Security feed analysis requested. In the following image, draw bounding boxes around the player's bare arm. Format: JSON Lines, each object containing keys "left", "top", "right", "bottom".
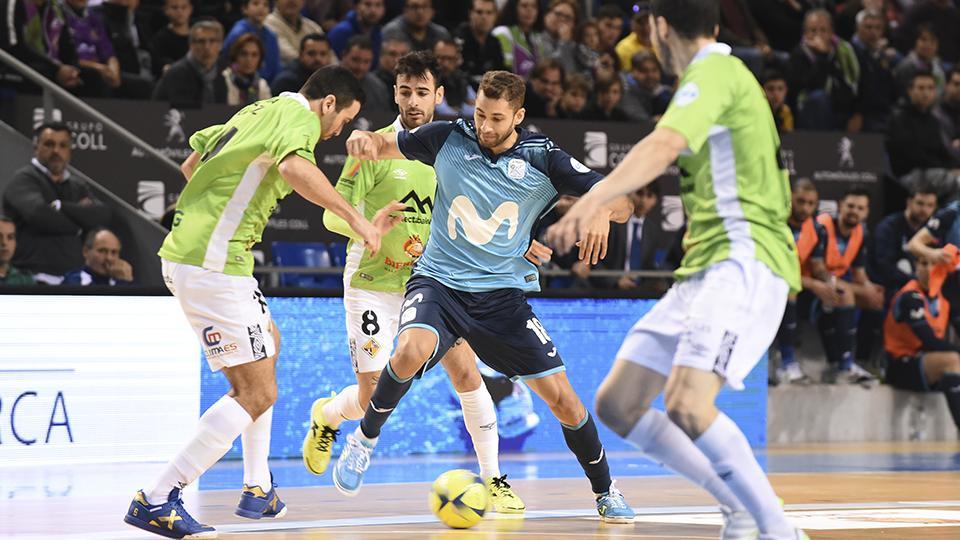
{"left": 547, "top": 127, "right": 687, "bottom": 254}
{"left": 180, "top": 151, "right": 202, "bottom": 182}
{"left": 907, "top": 227, "right": 953, "bottom": 265}
{"left": 346, "top": 130, "right": 406, "bottom": 161}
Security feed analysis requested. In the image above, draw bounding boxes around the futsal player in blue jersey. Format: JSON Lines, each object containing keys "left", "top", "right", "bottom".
{"left": 333, "top": 70, "right": 638, "bottom": 522}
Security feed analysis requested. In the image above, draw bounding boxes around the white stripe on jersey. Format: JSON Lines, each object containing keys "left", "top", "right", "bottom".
{"left": 202, "top": 154, "right": 271, "bottom": 272}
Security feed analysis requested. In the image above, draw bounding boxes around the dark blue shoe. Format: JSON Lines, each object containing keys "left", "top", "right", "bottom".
{"left": 235, "top": 475, "right": 287, "bottom": 520}
{"left": 123, "top": 488, "right": 216, "bottom": 539}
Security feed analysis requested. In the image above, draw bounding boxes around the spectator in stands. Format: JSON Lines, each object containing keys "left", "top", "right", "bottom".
{"left": 746, "top": 0, "right": 807, "bottom": 53}
{"left": 789, "top": 9, "right": 860, "bottom": 130}
{"left": 718, "top": 0, "right": 773, "bottom": 76}
{"left": 303, "top": 0, "right": 353, "bottom": 32}
{"left": 0, "top": 216, "right": 35, "bottom": 286}
{"left": 567, "top": 19, "right": 601, "bottom": 79}
{"left": 850, "top": 8, "right": 901, "bottom": 133}
{"left": 0, "top": 0, "right": 82, "bottom": 91}
{"left": 936, "top": 67, "right": 960, "bottom": 161}
{"left": 595, "top": 4, "right": 624, "bottom": 53}
{"left": 619, "top": 51, "right": 671, "bottom": 122}
{"left": 63, "top": 228, "right": 133, "bottom": 285}
{"left": 382, "top": 0, "right": 450, "bottom": 52}
{"left": 884, "top": 254, "right": 960, "bottom": 433}
{"left": 539, "top": 0, "right": 579, "bottom": 72}
{"left": 1, "top": 123, "right": 111, "bottom": 284}
{"left": 328, "top": 0, "right": 385, "bottom": 63}
{"left": 893, "top": 24, "right": 946, "bottom": 96}
{"left": 886, "top": 71, "right": 960, "bottom": 178}
{"left": 604, "top": 182, "right": 670, "bottom": 294}
{"left": 763, "top": 69, "right": 794, "bottom": 133}
{"left": 816, "top": 186, "right": 884, "bottom": 384}
{"left": 153, "top": 20, "right": 227, "bottom": 105}
{"left": 614, "top": 2, "right": 651, "bottom": 74}
{"left": 265, "top": 0, "right": 324, "bottom": 65}
{"left": 63, "top": 0, "right": 121, "bottom": 96}
{"left": 492, "top": 0, "right": 545, "bottom": 78}
{"left": 523, "top": 58, "right": 563, "bottom": 118}
{"left": 594, "top": 49, "right": 620, "bottom": 82}
{"left": 835, "top": 0, "right": 897, "bottom": 41}
{"left": 776, "top": 178, "right": 834, "bottom": 385}
{"left": 223, "top": 0, "right": 280, "bottom": 82}
{"left": 222, "top": 33, "right": 271, "bottom": 105}
{"left": 149, "top": 0, "right": 192, "bottom": 78}
{"left": 557, "top": 73, "right": 589, "bottom": 119}
{"left": 586, "top": 75, "right": 628, "bottom": 122}
{"left": 895, "top": 0, "right": 960, "bottom": 65}
{"left": 870, "top": 185, "right": 938, "bottom": 298}
{"left": 93, "top": 0, "right": 154, "bottom": 93}
{"left": 434, "top": 39, "right": 475, "bottom": 118}
{"left": 453, "top": 0, "right": 504, "bottom": 88}
{"left": 340, "top": 35, "right": 391, "bottom": 110}
{"left": 271, "top": 33, "right": 334, "bottom": 94}
{"left": 372, "top": 36, "right": 410, "bottom": 92}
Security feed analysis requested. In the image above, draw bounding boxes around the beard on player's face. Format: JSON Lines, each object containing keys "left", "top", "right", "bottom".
{"left": 478, "top": 125, "right": 514, "bottom": 150}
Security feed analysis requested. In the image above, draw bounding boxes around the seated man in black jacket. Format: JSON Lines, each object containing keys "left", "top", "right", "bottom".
{"left": 0, "top": 123, "right": 111, "bottom": 284}
{"left": 886, "top": 70, "right": 960, "bottom": 178}
{"left": 153, "top": 20, "right": 226, "bottom": 105}
{"left": 270, "top": 33, "right": 334, "bottom": 94}
{"left": 869, "top": 184, "right": 938, "bottom": 299}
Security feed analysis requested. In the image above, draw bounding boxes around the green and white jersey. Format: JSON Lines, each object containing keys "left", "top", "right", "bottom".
{"left": 326, "top": 118, "right": 436, "bottom": 293}
{"left": 658, "top": 43, "right": 801, "bottom": 293}
{"left": 159, "top": 93, "right": 321, "bottom": 276}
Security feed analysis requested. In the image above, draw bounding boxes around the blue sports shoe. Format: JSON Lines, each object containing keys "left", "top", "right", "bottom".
{"left": 235, "top": 474, "right": 287, "bottom": 520}
{"left": 332, "top": 431, "right": 375, "bottom": 496}
{"left": 596, "top": 481, "right": 635, "bottom": 524}
{"left": 123, "top": 488, "right": 216, "bottom": 539}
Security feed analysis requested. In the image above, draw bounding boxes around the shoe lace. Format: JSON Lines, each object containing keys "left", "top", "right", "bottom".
{"left": 598, "top": 481, "right": 628, "bottom": 509}
{"left": 490, "top": 474, "right": 512, "bottom": 493}
{"left": 169, "top": 497, "right": 206, "bottom": 528}
{"left": 343, "top": 436, "right": 371, "bottom": 473}
{"left": 314, "top": 423, "right": 340, "bottom": 453}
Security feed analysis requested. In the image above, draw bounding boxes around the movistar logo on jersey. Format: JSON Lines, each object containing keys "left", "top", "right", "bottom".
{"left": 447, "top": 195, "right": 519, "bottom": 246}
{"left": 400, "top": 190, "right": 433, "bottom": 214}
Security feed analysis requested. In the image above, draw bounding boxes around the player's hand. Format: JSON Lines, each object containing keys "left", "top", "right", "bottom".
{"left": 814, "top": 280, "right": 842, "bottom": 307}
{"left": 571, "top": 260, "right": 590, "bottom": 279}
{"left": 930, "top": 248, "right": 954, "bottom": 266}
{"left": 346, "top": 131, "right": 380, "bottom": 160}
{"left": 361, "top": 201, "right": 406, "bottom": 255}
{"left": 107, "top": 258, "right": 134, "bottom": 282}
{"left": 546, "top": 193, "right": 603, "bottom": 256}
{"left": 577, "top": 209, "right": 611, "bottom": 264}
{"left": 524, "top": 240, "right": 553, "bottom": 266}
{"left": 617, "top": 274, "right": 637, "bottom": 290}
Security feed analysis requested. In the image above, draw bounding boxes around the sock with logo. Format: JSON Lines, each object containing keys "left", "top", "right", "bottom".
{"left": 940, "top": 372, "right": 960, "bottom": 430}
{"left": 323, "top": 384, "right": 365, "bottom": 428}
{"left": 778, "top": 300, "right": 798, "bottom": 367}
{"left": 359, "top": 362, "right": 414, "bottom": 439}
{"left": 626, "top": 408, "right": 745, "bottom": 511}
{"left": 561, "top": 412, "right": 611, "bottom": 495}
{"left": 241, "top": 406, "right": 272, "bottom": 489}
{"left": 694, "top": 412, "right": 793, "bottom": 537}
{"left": 146, "top": 395, "right": 252, "bottom": 504}
{"left": 458, "top": 385, "right": 501, "bottom": 480}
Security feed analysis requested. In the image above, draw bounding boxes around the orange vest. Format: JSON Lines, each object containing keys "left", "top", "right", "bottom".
{"left": 817, "top": 214, "right": 863, "bottom": 278}
{"left": 929, "top": 244, "right": 960, "bottom": 298}
{"left": 795, "top": 218, "right": 819, "bottom": 276}
{"left": 883, "top": 280, "right": 950, "bottom": 358}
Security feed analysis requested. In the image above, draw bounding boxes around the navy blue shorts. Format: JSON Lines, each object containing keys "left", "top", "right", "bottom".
{"left": 398, "top": 275, "right": 565, "bottom": 381}
{"left": 884, "top": 353, "right": 929, "bottom": 392}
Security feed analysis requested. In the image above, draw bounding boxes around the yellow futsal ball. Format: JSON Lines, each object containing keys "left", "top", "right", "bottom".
{"left": 428, "top": 469, "right": 489, "bottom": 529}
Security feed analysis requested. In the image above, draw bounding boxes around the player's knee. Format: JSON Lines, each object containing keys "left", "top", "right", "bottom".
{"left": 546, "top": 391, "right": 584, "bottom": 426}
{"left": 447, "top": 363, "right": 481, "bottom": 393}
{"left": 595, "top": 389, "right": 646, "bottom": 437}
{"left": 391, "top": 341, "right": 432, "bottom": 379}
{"left": 664, "top": 390, "right": 710, "bottom": 437}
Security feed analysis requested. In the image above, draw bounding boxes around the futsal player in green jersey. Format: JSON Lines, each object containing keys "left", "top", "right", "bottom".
{"left": 301, "top": 51, "right": 524, "bottom": 513}
{"left": 550, "top": 1, "right": 806, "bottom": 539}
{"left": 124, "top": 66, "right": 402, "bottom": 540}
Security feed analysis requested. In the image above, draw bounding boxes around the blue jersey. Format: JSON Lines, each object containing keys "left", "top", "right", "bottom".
{"left": 397, "top": 119, "right": 602, "bottom": 292}
{"left": 925, "top": 200, "right": 960, "bottom": 248}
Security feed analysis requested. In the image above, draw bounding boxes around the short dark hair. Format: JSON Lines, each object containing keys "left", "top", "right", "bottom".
{"left": 0, "top": 214, "right": 13, "bottom": 225}
{"left": 531, "top": 58, "right": 564, "bottom": 81}
{"left": 909, "top": 182, "right": 938, "bottom": 199}
{"left": 83, "top": 227, "right": 117, "bottom": 250}
{"left": 638, "top": 179, "right": 660, "bottom": 198}
{"left": 597, "top": 4, "right": 624, "bottom": 20}
{"left": 651, "top": 0, "right": 718, "bottom": 40}
{"left": 915, "top": 22, "right": 938, "bottom": 42}
{"left": 564, "top": 73, "right": 590, "bottom": 94}
{"left": 228, "top": 33, "right": 264, "bottom": 66}
{"left": 497, "top": 0, "right": 544, "bottom": 30}
{"left": 478, "top": 70, "right": 526, "bottom": 109}
{"left": 793, "top": 177, "right": 817, "bottom": 193}
{"left": 299, "top": 33, "right": 327, "bottom": 53}
{"left": 33, "top": 121, "right": 71, "bottom": 141}
{"left": 841, "top": 185, "right": 871, "bottom": 201}
{"left": 344, "top": 34, "right": 374, "bottom": 55}
{"left": 630, "top": 50, "right": 660, "bottom": 71}
{"left": 395, "top": 50, "right": 441, "bottom": 88}
{"left": 910, "top": 69, "right": 937, "bottom": 87}
{"left": 300, "top": 65, "right": 367, "bottom": 108}
{"left": 761, "top": 69, "right": 787, "bottom": 86}
{"left": 595, "top": 75, "right": 623, "bottom": 94}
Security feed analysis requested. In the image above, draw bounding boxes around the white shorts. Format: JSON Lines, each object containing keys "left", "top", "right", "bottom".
{"left": 162, "top": 259, "right": 276, "bottom": 371}
{"left": 617, "top": 259, "right": 788, "bottom": 390}
{"left": 343, "top": 286, "right": 403, "bottom": 373}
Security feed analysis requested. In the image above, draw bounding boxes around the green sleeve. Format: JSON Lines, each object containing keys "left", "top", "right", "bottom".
{"left": 188, "top": 124, "right": 225, "bottom": 154}
{"left": 267, "top": 106, "right": 321, "bottom": 167}
{"left": 322, "top": 155, "right": 380, "bottom": 240}
{"left": 492, "top": 26, "right": 515, "bottom": 70}
{"left": 657, "top": 63, "right": 733, "bottom": 154}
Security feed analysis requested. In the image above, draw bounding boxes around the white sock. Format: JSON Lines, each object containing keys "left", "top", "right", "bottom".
{"left": 322, "top": 385, "right": 365, "bottom": 428}
{"left": 241, "top": 406, "right": 273, "bottom": 489}
{"left": 627, "top": 409, "right": 744, "bottom": 511}
{"left": 145, "top": 395, "right": 252, "bottom": 504}
{"left": 694, "top": 412, "right": 793, "bottom": 537}
{"left": 458, "top": 385, "right": 501, "bottom": 480}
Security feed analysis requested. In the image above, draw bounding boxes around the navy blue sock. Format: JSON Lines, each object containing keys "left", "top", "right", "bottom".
{"left": 359, "top": 363, "right": 413, "bottom": 439}
{"left": 778, "top": 300, "right": 798, "bottom": 366}
{"left": 561, "top": 413, "right": 611, "bottom": 495}
{"left": 817, "top": 311, "right": 841, "bottom": 365}
{"left": 939, "top": 372, "right": 960, "bottom": 431}
{"left": 835, "top": 306, "right": 856, "bottom": 370}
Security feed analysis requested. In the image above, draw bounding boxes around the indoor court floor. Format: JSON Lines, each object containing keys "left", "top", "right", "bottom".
{"left": 3, "top": 442, "right": 959, "bottom": 539}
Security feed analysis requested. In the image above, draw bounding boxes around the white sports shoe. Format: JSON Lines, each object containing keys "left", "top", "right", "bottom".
{"left": 720, "top": 505, "right": 757, "bottom": 540}
{"left": 776, "top": 363, "right": 811, "bottom": 385}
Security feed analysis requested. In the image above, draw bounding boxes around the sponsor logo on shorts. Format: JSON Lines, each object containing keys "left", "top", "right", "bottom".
{"left": 524, "top": 273, "right": 537, "bottom": 283}
{"left": 362, "top": 338, "right": 381, "bottom": 358}
{"left": 206, "top": 342, "right": 239, "bottom": 358}
{"left": 400, "top": 307, "right": 417, "bottom": 325}
{"left": 713, "top": 330, "right": 738, "bottom": 377}
{"left": 248, "top": 324, "right": 267, "bottom": 360}
{"left": 202, "top": 326, "right": 222, "bottom": 347}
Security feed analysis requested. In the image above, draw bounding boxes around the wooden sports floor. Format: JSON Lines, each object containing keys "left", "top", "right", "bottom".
{"left": 3, "top": 442, "right": 959, "bottom": 539}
